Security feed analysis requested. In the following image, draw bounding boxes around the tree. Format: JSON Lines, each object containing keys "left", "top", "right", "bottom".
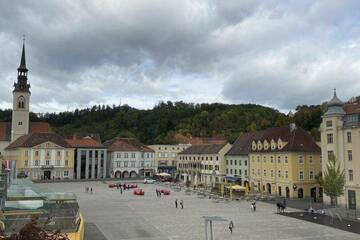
{"left": 320, "top": 157, "right": 345, "bottom": 207}
{"left": 0, "top": 216, "right": 69, "bottom": 240}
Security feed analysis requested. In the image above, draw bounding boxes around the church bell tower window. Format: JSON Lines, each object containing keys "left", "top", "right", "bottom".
{"left": 18, "top": 96, "right": 25, "bottom": 109}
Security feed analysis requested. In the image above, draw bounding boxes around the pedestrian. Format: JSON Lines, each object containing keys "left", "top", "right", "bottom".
{"left": 180, "top": 200, "right": 184, "bottom": 209}
{"left": 175, "top": 199, "right": 178, "bottom": 208}
{"left": 156, "top": 189, "right": 159, "bottom": 197}
{"left": 120, "top": 187, "right": 123, "bottom": 194}
{"left": 253, "top": 201, "right": 256, "bottom": 211}
{"left": 90, "top": 187, "right": 93, "bottom": 194}
{"left": 228, "top": 221, "right": 234, "bottom": 234}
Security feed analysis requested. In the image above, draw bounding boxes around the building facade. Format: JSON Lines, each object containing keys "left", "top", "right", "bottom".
{"left": 5, "top": 133, "right": 75, "bottom": 180}
{"left": 104, "top": 138, "right": 156, "bottom": 178}
{"left": 177, "top": 143, "right": 232, "bottom": 186}
{"left": 249, "top": 124, "right": 322, "bottom": 200}
{"left": 320, "top": 91, "right": 360, "bottom": 209}
{"left": 66, "top": 136, "right": 107, "bottom": 180}
{"left": 148, "top": 144, "right": 190, "bottom": 176}
{"left": 225, "top": 133, "right": 253, "bottom": 187}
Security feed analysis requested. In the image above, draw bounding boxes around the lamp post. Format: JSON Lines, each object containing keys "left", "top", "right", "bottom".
{"left": 203, "top": 216, "right": 227, "bottom": 240}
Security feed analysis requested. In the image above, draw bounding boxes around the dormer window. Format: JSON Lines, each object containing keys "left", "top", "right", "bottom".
{"left": 257, "top": 141, "right": 262, "bottom": 150}
{"left": 271, "top": 139, "right": 276, "bottom": 150}
{"left": 277, "top": 139, "right": 283, "bottom": 149}
{"left": 263, "top": 140, "right": 269, "bottom": 150}
{"left": 18, "top": 96, "right": 25, "bottom": 109}
{"left": 252, "top": 141, "right": 257, "bottom": 151}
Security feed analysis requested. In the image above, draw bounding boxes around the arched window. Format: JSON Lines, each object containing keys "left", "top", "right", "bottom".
{"left": 18, "top": 96, "right": 25, "bottom": 109}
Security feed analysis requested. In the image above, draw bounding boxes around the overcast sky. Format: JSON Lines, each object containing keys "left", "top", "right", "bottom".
{"left": 1, "top": 0, "right": 360, "bottom": 113}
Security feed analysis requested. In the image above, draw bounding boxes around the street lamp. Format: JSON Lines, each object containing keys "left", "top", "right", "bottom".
{"left": 203, "top": 216, "right": 227, "bottom": 240}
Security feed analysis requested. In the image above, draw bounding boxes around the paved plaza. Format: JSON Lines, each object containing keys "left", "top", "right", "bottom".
{"left": 37, "top": 181, "right": 359, "bottom": 240}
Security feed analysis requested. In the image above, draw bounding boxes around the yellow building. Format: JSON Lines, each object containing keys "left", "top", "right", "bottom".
{"left": 320, "top": 91, "right": 360, "bottom": 209}
{"left": 249, "top": 124, "right": 322, "bottom": 200}
{"left": 5, "top": 132, "right": 75, "bottom": 180}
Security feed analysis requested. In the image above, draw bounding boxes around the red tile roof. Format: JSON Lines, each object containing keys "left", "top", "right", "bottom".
{"left": 5, "top": 132, "right": 72, "bottom": 150}
{"left": 344, "top": 102, "right": 360, "bottom": 114}
{"left": 103, "top": 138, "right": 154, "bottom": 152}
{"left": 0, "top": 122, "right": 11, "bottom": 141}
{"left": 66, "top": 138, "right": 104, "bottom": 148}
{"left": 179, "top": 143, "right": 228, "bottom": 155}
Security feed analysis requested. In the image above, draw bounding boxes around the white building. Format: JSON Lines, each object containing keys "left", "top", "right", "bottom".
{"left": 103, "top": 138, "right": 155, "bottom": 178}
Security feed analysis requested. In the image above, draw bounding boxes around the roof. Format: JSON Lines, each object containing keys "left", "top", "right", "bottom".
{"left": 249, "top": 125, "right": 320, "bottom": 153}
{"left": 103, "top": 138, "right": 154, "bottom": 152}
{"left": 327, "top": 90, "right": 344, "bottom": 107}
{"left": 344, "top": 102, "right": 360, "bottom": 114}
{"left": 325, "top": 90, "right": 345, "bottom": 116}
{"left": 225, "top": 132, "right": 254, "bottom": 155}
{"left": 66, "top": 137, "right": 104, "bottom": 148}
{"left": 0, "top": 122, "right": 11, "bottom": 141}
{"left": 30, "top": 122, "right": 51, "bottom": 133}
{"left": 0, "top": 122, "right": 51, "bottom": 142}
{"left": 179, "top": 143, "right": 227, "bottom": 155}
{"left": 18, "top": 42, "right": 27, "bottom": 70}
{"left": 174, "top": 133, "right": 227, "bottom": 145}
{"left": 5, "top": 133, "right": 72, "bottom": 150}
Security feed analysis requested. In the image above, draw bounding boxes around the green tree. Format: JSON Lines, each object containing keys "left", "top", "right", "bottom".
{"left": 320, "top": 157, "right": 345, "bottom": 207}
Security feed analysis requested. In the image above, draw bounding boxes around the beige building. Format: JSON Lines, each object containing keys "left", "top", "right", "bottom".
{"left": 148, "top": 144, "right": 190, "bottom": 176}
{"left": 320, "top": 91, "right": 360, "bottom": 209}
{"left": 177, "top": 143, "right": 232, "bottom": 187}
{"left": 249, "top": 124, "right": 322, "bottom": 200}
{"left": 5, "top": 132, "right": 75, "bottom": 180}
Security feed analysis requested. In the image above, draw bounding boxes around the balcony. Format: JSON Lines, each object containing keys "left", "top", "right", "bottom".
{"left": 41, "top": 165, "right": 54, "bottom": 170}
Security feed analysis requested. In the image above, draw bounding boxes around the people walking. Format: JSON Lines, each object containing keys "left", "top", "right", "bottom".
{"left": 90, "top": 187, "right": 93, "bottom": 194}
{"left": 228, "top": 221, "right": 234, "bottom": 234}
{"left": 175, "top": 199, "right": 178, "bottom": 208}
{"left": 180, "top": 200, "right": 184, "bottom": 209}
{"left": 252, "top": 201, "right": 256, "bottom": 211}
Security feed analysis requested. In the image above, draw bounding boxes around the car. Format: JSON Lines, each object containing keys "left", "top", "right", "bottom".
{"left": 133, "top": 188, "right": 145, "bottom": 196}
{"left": 144, "top": 178, "right": 156, "bottom": 184}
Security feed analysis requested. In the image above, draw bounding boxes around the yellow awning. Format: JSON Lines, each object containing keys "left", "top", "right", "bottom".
{"left": 231, "top": 185, "right": 247, "bottom": 191}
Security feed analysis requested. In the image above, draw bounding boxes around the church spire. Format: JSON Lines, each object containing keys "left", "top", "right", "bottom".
{"left": 18, "top": 37, "right": 27, "bottom": 70}
{"left": 14, "top": 37, "right": 30, "bottom": 93}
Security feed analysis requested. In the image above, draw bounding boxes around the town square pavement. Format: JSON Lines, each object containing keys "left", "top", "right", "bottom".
{"left": 37, "top": 181, "right": 360, "bottom": 240}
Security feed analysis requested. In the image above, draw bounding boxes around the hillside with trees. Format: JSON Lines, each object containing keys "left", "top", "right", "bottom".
{"left": 0, "top": 102, "right": 325, "bottom": 144}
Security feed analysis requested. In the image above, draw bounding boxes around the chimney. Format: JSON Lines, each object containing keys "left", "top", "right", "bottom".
{"left": 289, "top": 123, "right": 296, "bottom": 132}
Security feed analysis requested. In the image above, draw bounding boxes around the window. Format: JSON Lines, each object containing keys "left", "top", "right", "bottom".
{"left": 124, "top": 153, "right": 128, "bottom": 158}
{"left": 131, "top": 153, "right": 136, "bottom": 158}
{"left": 65, "top": 160, "right": 68, "bottom": 166}
{"left": 327, "top": 151, "right": 334, "bottom": 160}
{"left": 348, "top": 150, "right": 353, "bottom": 161}
{"left": 18, "top": 96, "right": 25, "bottom": 109}
{"left": 215, "top": 165, "right": 219, "bottom": 171}
{"left": 244, "top": 169, "right": 247, "bottom": 176}
{"left": 347, "top": 132, "right": 352, "bottom": 143}
{"left": 234, "top": 160, "right": 237, "bottom": 165}
{"left": 326, "top": 120, "right": 332, "bottom": 127}
{"left": 45, "top": 160, "right": 50, "bottom": 166}
{"left": 271, "top": 170, "right": 274, "bottom": 177}
{"left": 46, "top": 151, "right": 50, "bottom": 157}
{"left": 34, "top": 160, "right": 39, "bottom": 166}
{"left": 57, "top": 151, "right": 61, "bottom": 157}
{"left": 263, "top": 169, "right": 266, "bottom": 176}
{"left": 226, "top": 159, "right": 229, "bottom": 165}
{"left": 309, "top": 171, "right": 314, "bottom": 180}
{"left": 309, "top": 155, "right": 313, "bottom": 164}
{"left": 284, "top": 156, "right": 288, "bottom": 164}
{"left": 56, "top": 160, "right": 60, "bottom": 166}
{"left": 263, "top": 156, "right": 266, "bottom": 163}
{"left": 285, "top": 170, "right": 288, "bottom": 179}
{"left": 327, "top": 133, "right": 333, "bottom": 144}
{"left": 117, "top": 153, "right": 121, "bottom": 158}
{"left": 230, "top": 169, "right": 233, "bottom": 174}
{"left": 35, "top": 151, "right": 39, "bottom": 157}
{"left": 349, "top": 170, "right": 354, "bottom": 182}
{"left": 299, "top": 171, "right": 304, "bottom": 180}
{"left": 277, "top": 156, "right": 281, "bottom": 163}
{"left": 24, "top": 160, "right": 28, "bottom": 167}
{"left": 64, "top": 171, "right": 69, "bottom": 177}
{"left": 226, "top": 169, "right": 229, "bottom": 174}
{"left": 278, "top": 170, "right": 281, "bottom": 178}
{"left": 25, "top": 151, "right": 28, "bottom": 157}
{"left": 18, "top": 121, "right": 22, "bottom": 126}
{"left": 298, "top": 155, "right": 304, "bottom": 164}
{"left": 131, "top": 161, "right": 135, "bottom": 167}
{"left": 116, "top": 161, "right": 121, "bottom": 168}
{"left": 257, "top": 156, "right": 260, "bottom": 163}
{"left": 270, "top": 156, "right": 274, "bottom": 163}
{"left": 244, "top": 160, "right": 247, "bottom": 166}
{"left": 124, "top": 161, "right": 128, "bottom": 167}
{"left": 230, "top": 160, "right": 233, "bottom": 165}
{"left": 66, "top": 151, "right": 69, "bottom": 157}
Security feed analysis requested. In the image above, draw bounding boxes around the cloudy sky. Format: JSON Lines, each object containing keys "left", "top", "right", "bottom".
{"left": 1, "top": 0, "right": 360, "bottom": 113}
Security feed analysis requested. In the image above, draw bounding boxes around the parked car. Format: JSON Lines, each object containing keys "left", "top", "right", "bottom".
{"left": 144, "top": 178, "right": 155, "bottom": 184}
{"left": 134, "top": 188, "right": 145, "bottom": 196}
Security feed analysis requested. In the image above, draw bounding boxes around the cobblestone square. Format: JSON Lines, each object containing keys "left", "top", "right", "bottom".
{"left": 37, "top": 181, "right": 359, "bottom": 240}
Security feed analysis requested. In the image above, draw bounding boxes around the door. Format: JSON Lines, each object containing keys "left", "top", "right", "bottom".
{"left": 298, "top": 188, "right": 304, "bottom": 199}
{"left": 44, "top": 171, "right": 51, "bottom": 180}
{"left": 311, "top": 187, "right": 317, "bottom": 202}
{"left": 278, "top": 186, "right": 282, "bottom": 196}
{"left": 348, "top": 190, "right": 356, "bottom": 210}
{"left": 286, "top": 187, "right": 290, "bottom": 198}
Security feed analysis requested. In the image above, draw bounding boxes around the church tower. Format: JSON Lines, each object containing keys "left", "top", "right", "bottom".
{"left": 11, "top": 40, "right": 31, "bottom": 142}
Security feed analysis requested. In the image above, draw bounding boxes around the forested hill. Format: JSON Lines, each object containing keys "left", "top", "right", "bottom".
{"left": 0, "top": 102, "right": 324, "bottom": 144}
